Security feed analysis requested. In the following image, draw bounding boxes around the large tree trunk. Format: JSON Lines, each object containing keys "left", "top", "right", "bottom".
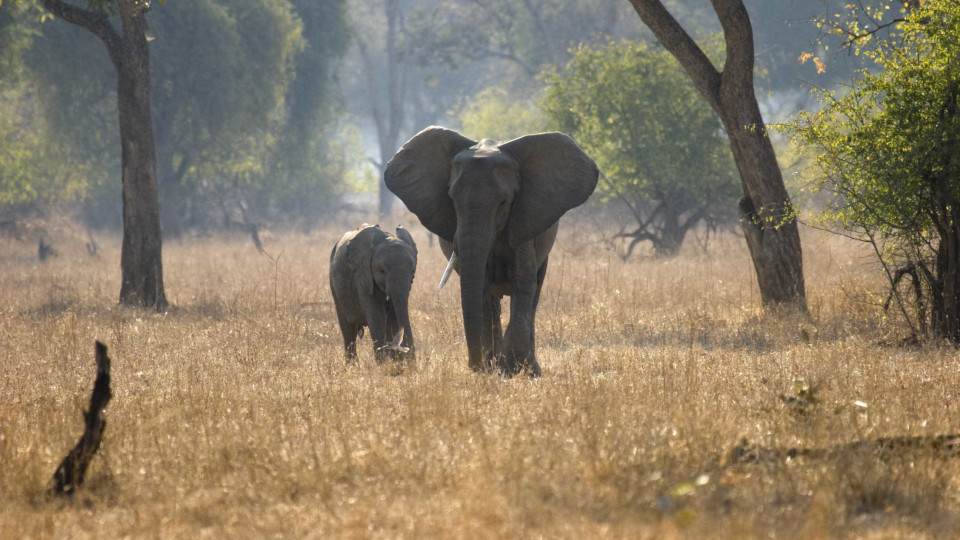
{"left": 723, "top": 102, "right": 805, "bottom": 305}
{"left": 40, "top": 0, "right": 167, "bottom": 311}
{"left": 628, "top": 0, "right": 806, "bottom": 309}
{"left": 116, "top": 1, "right": 166, "bottom": 310}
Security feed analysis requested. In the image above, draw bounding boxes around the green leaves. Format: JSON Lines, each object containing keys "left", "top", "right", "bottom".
{"left": 2, "top": 0, "right": 352, "bottom": 219}
{"left": 542, "top": 40, "right": 739, "bottom": 255}
{"left": 458, "top": 87, "right": 547, "bottom": 142}
{"left": 783, "top": 0, "right": 960, "bottom": 339}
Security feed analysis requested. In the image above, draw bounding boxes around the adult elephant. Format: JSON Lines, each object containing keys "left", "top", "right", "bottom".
{"left": 385, "top": 126, "right": 598, "bottom": 376}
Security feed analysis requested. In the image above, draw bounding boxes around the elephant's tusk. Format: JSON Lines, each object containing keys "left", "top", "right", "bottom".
{"left": 379, "top": 328, "right": 409, "bottom": 353}
{"left": 438, "top": 252, "right": 457, "bottom": 291}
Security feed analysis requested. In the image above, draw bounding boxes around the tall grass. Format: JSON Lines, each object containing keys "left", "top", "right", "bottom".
{"left": 1, "top": 222, "right": 958, "bottom": 538}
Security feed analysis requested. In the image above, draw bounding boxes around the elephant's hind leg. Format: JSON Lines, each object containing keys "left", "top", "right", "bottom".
{"left": 337, "top": 317, "right": 361, "bottom": 363}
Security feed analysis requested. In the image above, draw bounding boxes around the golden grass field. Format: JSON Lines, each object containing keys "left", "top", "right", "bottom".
{"left": 2, "top": 215, "right": 960, "bottom": 539}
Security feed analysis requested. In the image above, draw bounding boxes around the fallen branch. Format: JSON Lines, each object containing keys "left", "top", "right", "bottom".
{"left": 48, "top": 342, "right": 113, "bottom": 498}
{"left": 730, "top": 433, "right": 960, "bottom": 465}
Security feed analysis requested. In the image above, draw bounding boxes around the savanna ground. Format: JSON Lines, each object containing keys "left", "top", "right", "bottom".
{"left": 2, "top": 212, "right": 960, "bottom": 539}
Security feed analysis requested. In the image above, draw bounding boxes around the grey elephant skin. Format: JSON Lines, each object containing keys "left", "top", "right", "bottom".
{"left": 329, "top": 224, "right": 417, "bottom": 362}
{"left": 385, "top": 126, "right": 598, "bottom": 376}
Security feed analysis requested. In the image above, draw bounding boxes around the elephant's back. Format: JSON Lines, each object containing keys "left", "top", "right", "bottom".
{"left": 329, "top": 229, "right": 363, "bottom": 320}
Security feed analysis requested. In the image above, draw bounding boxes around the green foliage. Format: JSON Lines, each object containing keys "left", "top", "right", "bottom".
{"left": 1, "top": 0, "right": 351, "bottom": 228}
{"left": 0, "top": 86, "right": 101, "bottom": 208}
{"left": 147, "top": 0, "right": 305, "bottom": 191}
{"left": 783, "top": 0, "right": 960, "bottom": 340}
{"left": 0, "top": 0, "right": 42, "bottom": 82}
{"left": 542, "top": 40, "right": 739, "bottom": 257}
{"left": 458, "top": 87, "right": 547, "bottom": 141}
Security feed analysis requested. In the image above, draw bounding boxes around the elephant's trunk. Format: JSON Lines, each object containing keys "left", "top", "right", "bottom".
{"left": 391, "top": 290, "right": 415, "bottom": 358}
{"left": 386, "top": 279, "right": 415, "bottom": 359}
{"left": 457, "top": 228, "right": 494, "bottom": 372}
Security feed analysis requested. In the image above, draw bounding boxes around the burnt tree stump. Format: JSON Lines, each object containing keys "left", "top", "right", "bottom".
{"left": 48, "top": 342, "right": 113, "bottom": 498}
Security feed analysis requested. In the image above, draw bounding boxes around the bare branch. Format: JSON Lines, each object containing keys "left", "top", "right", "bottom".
{"left": 48, "top": 342, "right": 113, "bottom": 498}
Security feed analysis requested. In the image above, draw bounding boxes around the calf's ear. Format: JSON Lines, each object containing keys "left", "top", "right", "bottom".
{"left": 395, "top": 225, "right": 418, "bottom": 259}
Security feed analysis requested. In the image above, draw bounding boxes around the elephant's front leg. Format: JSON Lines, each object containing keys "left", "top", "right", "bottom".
{"left": 501, "top": 242, "right": 539, "bottom": 377}
{"left": 481, "top": 294, "right": 503, "bottom": 371}
{"left": 525, "top": 258, "right": 548, "bottom": 377}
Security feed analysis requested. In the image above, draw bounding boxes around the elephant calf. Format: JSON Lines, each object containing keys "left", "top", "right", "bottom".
{"left": 330, "top": 224, "right": 417, "bottom": 363}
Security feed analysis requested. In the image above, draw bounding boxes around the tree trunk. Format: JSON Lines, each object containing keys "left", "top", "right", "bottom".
{"left": 724, "top": 105, "right": 805, "bottom": 306}
{"left": 378, "top": 169, "right": 395, "bottom": 220}
{"left": 39, "top": 0, "right": 167, "bottom": 311}
{"left": 628, "top": 0, "right": 806, "bottom": 309}
{"left": 116, "top": 1, "right": 166, "bottom": 310}
{"left": 356, "top": 0, "right": 406, "bottom": 221}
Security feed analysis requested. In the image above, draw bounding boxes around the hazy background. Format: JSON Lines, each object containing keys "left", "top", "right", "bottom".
{"left": 0, "top": 0, "right": 868, "bottom": 243}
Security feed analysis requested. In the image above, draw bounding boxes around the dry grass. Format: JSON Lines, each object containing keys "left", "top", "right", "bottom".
{"left": 2, "top": 218, "right": 960, "bottom": 539}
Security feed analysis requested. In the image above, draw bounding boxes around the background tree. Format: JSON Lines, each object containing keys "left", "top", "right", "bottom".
{"left": 785, "top": 0, "right": 960, "bottom": 341}
{"left": 543, "top": 41, "right": 739, "bottom": 257}
{"left": 33, "top": 0, "right": 166, "bottom": 310}
{"left": 5, "top": 1, "right": 351, "bottom": 233}
{"left": 147, "top": 0, "right": 304, "bottom": 235}
{"left": 458, "top": 87, "right": 547, "bottom": 141}
{"left": 267, "top": 0, "right": 352, "bottom": 229}
{"left": 347, "top": 0, "right": 410, "bottom": 220}
{"left": 0, "top": 84, "right": 97, "bottom": 209}
{"left": 627, "top": 0, "right": 806, "bottom": 309}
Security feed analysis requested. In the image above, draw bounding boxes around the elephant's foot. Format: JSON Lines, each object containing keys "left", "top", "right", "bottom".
{"left": 373, "top": 346, "right": 391, "bottom": 365}
{"left": 469, "top": 353, "right": 498, "bottom": 374}
{"left": 526, "top": 359, "right": 542, "bottom": 378}
{"left": 497, "top": 358, "right": 541, "bottom": 378}
{"left": 500, "top": 326, "right": 538, "bottom": 377}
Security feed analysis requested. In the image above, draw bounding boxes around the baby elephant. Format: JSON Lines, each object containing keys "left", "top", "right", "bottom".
{"left": 330, "top": 224, "right": 417, "bottom": 362}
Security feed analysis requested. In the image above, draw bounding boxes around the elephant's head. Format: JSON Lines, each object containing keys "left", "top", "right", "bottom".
{"left": 370, "top": 225, "right": 417, "bottom": 302}
{"left": 384, "top": 126, "right": 599, "bottom": 251}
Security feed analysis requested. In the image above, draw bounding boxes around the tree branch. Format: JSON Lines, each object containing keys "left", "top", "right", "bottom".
{"left": 709, "top": 0, "right": 754, "bottom": 87}
{"left": 627, "top": 0, "right": 722, "bottom": 110}
{"left": 39, "top": 0, "right": 122, "bottom": 71}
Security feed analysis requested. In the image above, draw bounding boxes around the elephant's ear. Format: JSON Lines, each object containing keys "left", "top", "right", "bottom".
{"left": 384, "top": 126, "right": 477, "bottom": 242}
{"left": 500, "top": 132, "right": 599, "bottom": 248}
{"left": 395, "top": 225, "right": 418, "bottom": 259}
{"left": 346, "top": 225, "right": 386, "bottom": 296}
